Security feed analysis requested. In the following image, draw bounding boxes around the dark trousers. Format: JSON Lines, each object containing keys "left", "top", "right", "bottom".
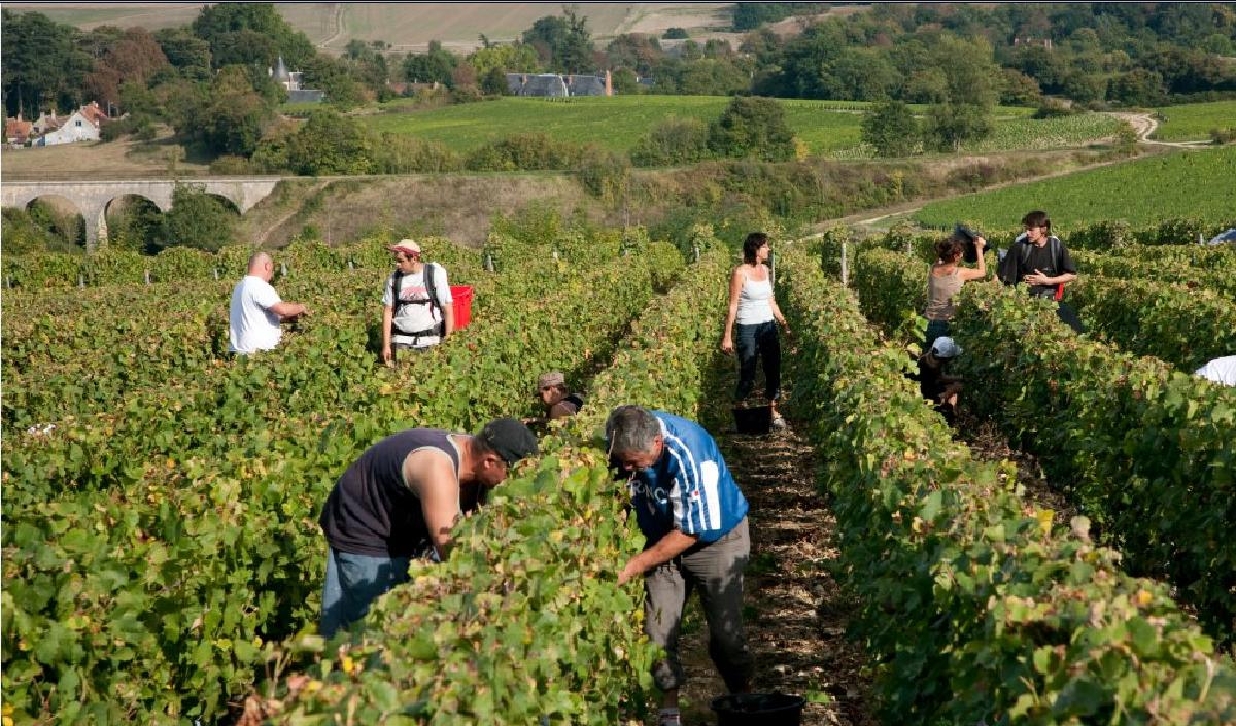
{"left": 734, "top": 321, "right": 781, "bottom": 403}
{"left": 925, "top": 318, "right": 950, "bottom": 350}
{"left": 644, "top": 518, "right": 753, "bottom": 693}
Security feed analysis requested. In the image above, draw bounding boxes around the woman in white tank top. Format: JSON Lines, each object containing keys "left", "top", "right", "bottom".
{"left": 721, "top": 232, "right": 791, "bottom": 428}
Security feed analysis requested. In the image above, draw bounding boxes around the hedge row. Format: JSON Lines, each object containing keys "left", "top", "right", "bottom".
{"left": 245, "top": 227, "right": 733, "bottom": 724}
{"left": 0, "top": 235, "right": 481, "bottom": 290}
{"left": 952, "top": 283, "right": 1236, "bottom": 643}
{"left": 778, "top": 240, "right": 1235, "bottom": 724}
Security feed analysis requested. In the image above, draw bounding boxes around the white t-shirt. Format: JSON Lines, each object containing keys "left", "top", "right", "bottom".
{"left": 229, "top": 275, "right": 283, "bottom": 354}
{"left": 1195, "top": 355, "right": 1236, "bottom": 386}
{"left": 382, "top": 264, "right": 452, "bottom": 348}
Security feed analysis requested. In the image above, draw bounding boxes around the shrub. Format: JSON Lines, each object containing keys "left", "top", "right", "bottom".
{"left": 210, "top": 155, "right": 256, "bottom": 175}
{"left": 576, "top": 144, "right": 631, "bottom": 200}
{"left": 1210, "top": 127, "right": 1236, "bottom": 145}
{"left": 707, "top": 96, "right": 796, "bottom": 162}
{"left": 1032, "top": 99, "right": 1076, "bottom": 119}
{"left": 860, "top": 101, "right": 920, "bottom": 158}
{"left": 464, "top": 133, "right": 583, "bottom": 171}
{"left": 630, "top": 116, "right": 711, "bottom": 167}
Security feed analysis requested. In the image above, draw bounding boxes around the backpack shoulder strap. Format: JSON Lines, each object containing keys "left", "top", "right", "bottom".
{"left": 423, "top": 263, "right": 441, "bottom": 314}
{"left": 390, "top": 269, "right": 404, "bottom": 312}
{"left": 1018, "top": 238, "right": 1033, "bottom": 265}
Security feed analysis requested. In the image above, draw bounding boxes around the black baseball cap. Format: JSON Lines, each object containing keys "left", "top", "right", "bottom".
{"left": 477, "top": 417, "right": 539, "bottom": 466}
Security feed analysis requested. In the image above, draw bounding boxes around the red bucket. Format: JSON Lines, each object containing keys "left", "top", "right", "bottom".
{"left": 450, "top": 285, "right": 473, "bottom": 330}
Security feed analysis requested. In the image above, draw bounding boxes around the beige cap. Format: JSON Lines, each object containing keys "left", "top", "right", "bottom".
{"left": 386, "top": 239, "right": 421, "bottom": 256}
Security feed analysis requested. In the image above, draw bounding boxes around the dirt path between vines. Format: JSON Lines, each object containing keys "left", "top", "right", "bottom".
{"left": 658, "top": 365, "right": 879, "bottom": 726}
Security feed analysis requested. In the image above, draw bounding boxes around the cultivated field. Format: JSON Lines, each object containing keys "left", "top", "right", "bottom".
{"left": 7, "top": 2, "right": 737, "bottom": 54}
{"left": 0, "top": 2, "right": 206, "bottom": 31}
{"left": 1151, "top": 100, "right": 1236, "bottom": 141}
{"left": 360, "top": 96, "right": 1120, "bottom": 158}
{"left": 913, "top": 144, "right": 1236, "bottom": 231}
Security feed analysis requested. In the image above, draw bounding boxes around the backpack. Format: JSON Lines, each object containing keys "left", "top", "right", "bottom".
{"left": 390, "top": 262, "right": 446, "bottom": 337}
{"left": 997, "top": 234, "right": 1066, "bottom": 301}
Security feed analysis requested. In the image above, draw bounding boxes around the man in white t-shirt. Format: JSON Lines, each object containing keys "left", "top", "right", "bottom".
{"left": 381, "top": 239, "right": 454, "bottom": 364}
{"left": 228, "top": 251, "right": 309, "bottom": 354}
{"left": 1195, "top": 355, "right": 1236, "bottom": 387}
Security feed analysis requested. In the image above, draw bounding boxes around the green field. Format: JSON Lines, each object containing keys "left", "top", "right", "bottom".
{"left": 914, "top": 145, "right": 1236, "bottom": 232}
{"left": 360, "top": 96, "right": 858, "bottom": 155}
{"left": 357, "top": 96, "right": 1123, "bottom": 158}
{"left": 1152, "top": 100, "right": 1236, "bottom": 141}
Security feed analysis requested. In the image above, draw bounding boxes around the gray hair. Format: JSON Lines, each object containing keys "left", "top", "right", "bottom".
{"left": 605, "top": 405, "right": 660, "bottom": 455}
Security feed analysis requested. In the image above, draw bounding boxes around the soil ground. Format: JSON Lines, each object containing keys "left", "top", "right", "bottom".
{"left": 639, "top": 352, "right": 880, "bottom": 726}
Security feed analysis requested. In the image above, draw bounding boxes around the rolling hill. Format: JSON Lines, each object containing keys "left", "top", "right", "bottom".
{"left": 3, "top": 2, "right": 740, "bottom": 54}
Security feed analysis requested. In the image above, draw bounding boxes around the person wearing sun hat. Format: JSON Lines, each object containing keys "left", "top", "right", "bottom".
{"left": 535, "top": 371, "right": 584, "bottom": 420}
{"left": 909, "top": 336, "right": 965, "bottom": 425}
{"left": 317, "top": 417, "right": 538, "bottom": 637}
{"left": 381, "top": 238, "right": 454, "bottom": 364}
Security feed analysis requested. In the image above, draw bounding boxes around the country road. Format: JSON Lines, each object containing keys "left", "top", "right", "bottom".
{"left": 317, "top": 3, "right": 346, "bottom": 49}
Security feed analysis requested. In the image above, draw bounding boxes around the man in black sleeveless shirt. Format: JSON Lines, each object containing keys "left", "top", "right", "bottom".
{"left": 318, "top": 417, "right": 538, "bottom": 637}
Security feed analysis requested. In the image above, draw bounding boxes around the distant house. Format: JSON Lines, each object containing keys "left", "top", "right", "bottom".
{"left": 35, "top": 102, "right": 108, "bottom": 146}
{"left": 78, "top": 101, "right": 109, "bottom": 127}
{"left": 1013, "top": 37, "right": 1053, "bottom": 49}
{"left": 565, "top": 72, "right": 612, "bottom": 97}
{"left": 30, "top": 110, "right": 64, "bottom": 136}
{"left": 5, "top": 114, "right": 33, "bottom": 147}
{"left": 505, "top": 71, "right": 613, "bottom": 98}
{"left": 270, "top": 56, "right": 325, "bottom": 103}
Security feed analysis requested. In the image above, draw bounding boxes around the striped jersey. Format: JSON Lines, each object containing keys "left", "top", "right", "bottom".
{"left": 628, "top": 411, "right": 749, "bottom": 544}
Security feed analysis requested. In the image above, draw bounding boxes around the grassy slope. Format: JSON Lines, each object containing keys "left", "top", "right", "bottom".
{"left": 914, "top": 145, "right": 1236, "bottom": 231}
{"left": 358, "top": 97, "right": 1101, "bottom": 157}
{"left": 1151, "top": 100, "right": 1236, "bottom": 141}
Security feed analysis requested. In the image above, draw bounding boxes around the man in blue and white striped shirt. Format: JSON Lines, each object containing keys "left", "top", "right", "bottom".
{"left": 606, "top": 405, "right": 752, "bottom": 726}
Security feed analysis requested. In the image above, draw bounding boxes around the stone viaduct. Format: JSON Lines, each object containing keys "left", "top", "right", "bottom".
{"left": 0, "top": 177, "right": 283, "bottom": 251}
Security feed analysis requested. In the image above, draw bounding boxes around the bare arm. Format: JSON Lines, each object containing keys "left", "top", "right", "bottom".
{"left": 268, "top": 301, "right": 308, "bottom": 320}
{"left": 959, "top": 237, "right": 988, "bottom": 281}
{"left": 768, "top": 292, "right": 789, "bottom": 334}
{"left": 720, "top": 268, "right": 743, "bottom": 353}
{"left": 1025, "top": 270, "right": 1077, "bottom": 286}
{"left": 618, "top": 529, "right": 698, "bottom": 584}
{"left": 381, "top": 305, "right": 394, "bottom": 363}
{"left": 403, "top": 450, "right": 462, "bottom": 560}
{"left": 442, "top": 299, "right": 455, "bottom": 337}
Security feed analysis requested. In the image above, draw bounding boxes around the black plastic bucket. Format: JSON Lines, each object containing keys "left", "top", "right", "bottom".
{"left": 732, "top": 405, "right": 772, "bottom": 435}
{"left": 712, "top": 693, "right": 806, "bottom": 726}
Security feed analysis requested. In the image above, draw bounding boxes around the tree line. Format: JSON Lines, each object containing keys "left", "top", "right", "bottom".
{"left": 6, "top": 3, "right": 1235, "bottom": 145}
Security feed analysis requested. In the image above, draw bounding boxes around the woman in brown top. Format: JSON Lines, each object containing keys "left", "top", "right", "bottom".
{"left": 924, "top": 234, "right": 987, "bottom": 348}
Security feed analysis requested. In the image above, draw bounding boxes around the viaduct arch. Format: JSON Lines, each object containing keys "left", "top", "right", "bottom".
{"left": 0, "top": 177, "right": 283, "bottom": 251}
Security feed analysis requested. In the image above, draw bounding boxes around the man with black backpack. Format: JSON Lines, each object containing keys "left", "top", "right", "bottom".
{"left": 381, "top": 239, "right": 454, "bottom": 364}
{"left": 996, "top": 210, "right": 1085, "bottom": 333}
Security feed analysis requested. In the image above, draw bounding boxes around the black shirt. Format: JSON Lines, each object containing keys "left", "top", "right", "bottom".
{"left": 319, "top": 428, "right": 461, "bottom": 557}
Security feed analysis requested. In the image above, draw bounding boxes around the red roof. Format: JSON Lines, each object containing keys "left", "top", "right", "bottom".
{"left": 79, "top": 101, "right": 109, "bottom": 126}
{"left": 5, "top": 117, "right": 32, "bottom": 139}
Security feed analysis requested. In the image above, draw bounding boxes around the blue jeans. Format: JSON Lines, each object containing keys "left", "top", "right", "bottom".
{"left": 320, "top": 547, "right": 411, "bottom": 638}
{"left": 734, "top": 321, "right": 781, "bottom": 403}
{"left": 925, "top": 318, "right": 950, "bottom": 350}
